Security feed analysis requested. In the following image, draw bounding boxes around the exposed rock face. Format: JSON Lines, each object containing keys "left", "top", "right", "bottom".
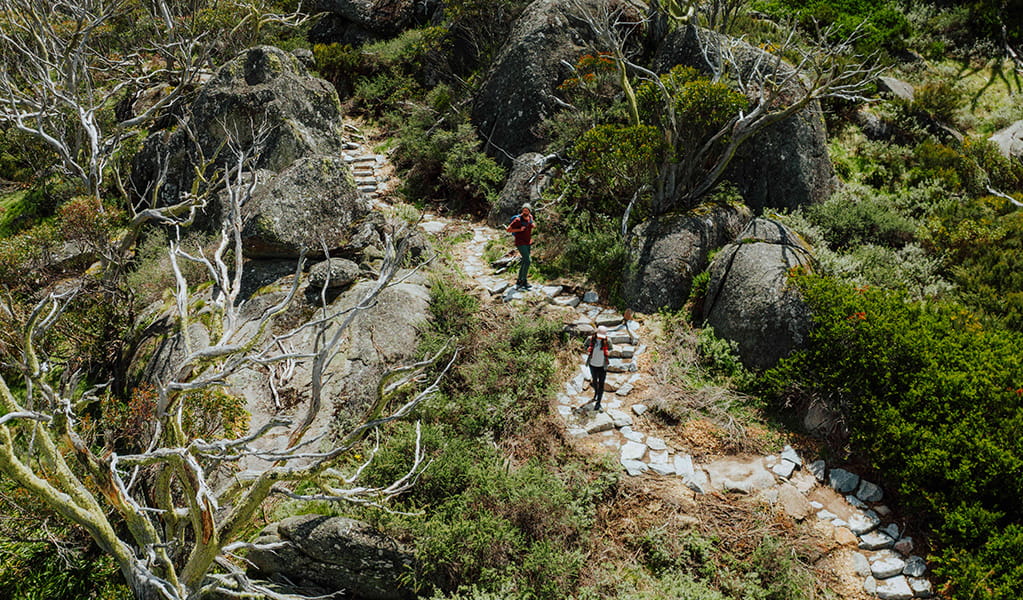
{"left": 876, "top": 76, "right": 915, "bottom": 101}
{"left": 471, "top": 0, "right": 643, "bottom": 162}
{"left": 487, "top": 152, "right": 552, "bottom": 226}
{"left": 241, "top": 156, "right": 381, "bottom": 258}
{"left": 653, "top": 25, "right": 837, "bottom": 212}
{"left": 623, "top": 202, "right": 753, "bottom": 313}
{"left": 130, "top": 46, "right": 346, "bottom": 226}
{"left": 314, "top": 0, "right": 436, "bottom": 36}
{"left": 703, "top": 218, "right": 814, "bottom": 370}
{"left": 131, "top": 275, "right": 431, "bottom": 469}
{"left": 990, "top": 119, "right": 1023, "bottom": 160}
{"left": 248, "top": 514, "right": 414, "bottom": 600}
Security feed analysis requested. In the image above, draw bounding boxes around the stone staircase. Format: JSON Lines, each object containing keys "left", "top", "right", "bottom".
{"left": 342, "top": 120, "right": 935, "bottom": 600}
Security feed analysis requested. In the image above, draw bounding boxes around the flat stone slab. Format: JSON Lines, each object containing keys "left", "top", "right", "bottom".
{"left": 607, "top": 408, "right": 633, "bottom": 428}
{"left": 621, "top": 441, "right": 647, "bottom": 461}
{"left": 859, "top": 530, "right": 894, "bottom": 550}
{"left": 780, "top": 445, "right": 802, "bottom": 466}
{"left": 851, "top": 552, "right": 871, "bottom": 577}
{"left": 674, "top": 454, "right": 695, "bottom": 478}
{"left": 621, "top": 459, "right": 648, "bottom": 476}
{"left": 631, "top": 402, "right": 647, "bottom": 414}
{"left": 908, "top": 577, "right": 933, "bottom": 597}
{"left": 876, "top": 575, "right": 914, "bottom": 600}
{"left": 772, "top": 460, "right": 796, "bottom": 479}
{"left": 649, "top": 461, "right": 675, "bottom": 476}
{"left": 705, "top": 457, "right": 776, "bottom": 494}
{"left": 871, "top": 554, "right": 906, "bottom": 578}
{"left": 683, "top": 469, "right": 710, "bottom": 494}
{"left": 585, "top": 413, "right": 615, "bottom": 434}
{"left": 646, "top": 436, "right": 667, "bottom": 451}
{"left": 552, "top": 295, "right": 580, "bottom": 307}
{"left": 777, "top": 483, "right": 811, "bottom": 520}
{"left": 809, "top": 459, "right": 827, "bottom": 481}
{"left": 848, "top": 510, "right": 881, "bottom": 535}
{"left": 595, "top": 313, "right": 624, "bottom": 327}
{"left": 621, "top": 427, "right": 645, "bottom": 443}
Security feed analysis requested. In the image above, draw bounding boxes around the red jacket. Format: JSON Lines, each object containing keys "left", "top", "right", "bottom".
{"left": 508, "top": 214, "right": 534, "bottom": 246}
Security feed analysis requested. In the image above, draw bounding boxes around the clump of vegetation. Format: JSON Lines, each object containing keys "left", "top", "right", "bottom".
{"left": 760, "top": 275, "right": 1023, "bottom": 600}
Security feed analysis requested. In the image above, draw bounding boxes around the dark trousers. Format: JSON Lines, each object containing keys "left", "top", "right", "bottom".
{"left": 516, "top": 244, "right": 531, "bottom": 285}
{"left": 589, "top": 364, "right": 607, "bottom": 408}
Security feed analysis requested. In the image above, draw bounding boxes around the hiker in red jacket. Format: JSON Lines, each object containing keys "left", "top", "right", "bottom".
{"left": 506, "top": 204, "right": 535, "bottom": 290}
{"left": 585, "top": 325, "right": 613, "bottom": 411}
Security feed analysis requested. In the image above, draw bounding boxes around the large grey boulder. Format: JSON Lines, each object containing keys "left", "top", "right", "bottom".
{"left": 487, "top": 152, "right": 553, "bottom": 226}
{"left": 130, "top": 275, "right": 431, "bottom": 469}
{"left": 653, "top": 26, "right": 837, "bottom": 212}
{"left": 248, "top": 514, "right": 414, "bottom": 599}
{"left": 623, "top": 202, "right": 753, "bottom": 313}
{"left": 241, "top": 155, "right": 381, "bottom": 259}
{"left": 314, "top": 0, "right": 437, "bottom": 36}
{"left": 990, "top": 119, "right": 1023, "bottom": 160}
{"left": 703, "top": 218, "right": 814, "bottom": 370}
{"left": 471, "top": 0, "right": 644, "bottom": 162}
{"left": 130, "top": 46, "right": 346, "bottom": 226}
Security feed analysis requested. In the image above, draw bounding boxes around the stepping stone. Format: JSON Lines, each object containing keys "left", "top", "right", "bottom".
{"left": 864, "top": 576, "right": 877, "bottom": 595}
{"left": 772, "top": 460, "right": 796, "bottom": 479}
{"left": 903, "top": 556, "right": 926, "bottom": 577}
{"left": 817, "top": 509, "right": 838, "bottom": 522}
{"left": 552, "top": 295, "right": 580, "bottom": 307}
{"left": 621, "top": 459, "right": 648, "bottom": 476}
{"left": 777, "top": 483, "right": 811, "bottom": 520}
{"left": 908, "top": 577, "right": 933, "bottom": 597}
{"left": 631, "top": 403, "right": 647, "bottom": 415}
{"left": 616, "top": 383, "right": 634, "bottom": 396}
{"left": 848, "top": 509, "right": 881, "bottom": 535}
{"left": 607, "top": 359, "right": 637, "bottom": 373}
{"left": 856, "top": 478, "right": 884, "bottom": 503}
{"left": 893, "top": 536, "right": 914, "bottom": 555}
{"left": 859, "top": 530, "right": 894, "bottom": 550}
{"left": 851, "top": 552, "right": 871, "bottom": 577}
{"left": 649, "top": 450, "right": 670, "bottom": 465}
{"left": 609, "top": 332, "right": 633, "bottom": 345}
{"left": 870, "top": 552, "right": 906, "bottom": 578}
{"left": 540, "top": 285, "right": 563, "bottom": 297}
{"left": 780, "top": 445, "right": 802, "bottom": 466}
{"left": 620, "top": 427, "right": 644, "bottom": 443}
{"left": 683, "top": 469, "right": 710, "bottom": 494}
{"left": 557, "top": 405, "right": 572, "bottom": 416}
{"left": 621, "top": 441, "right": 647, "bottom": 461}
{"left": 674, "top": 454, "right": 695, "bottom": 478}
{"left": 835, "top": 526, "right": 859, "bottom": 546}
{"left": 607, "top": 408, "right": 633, "bottom": 428}
{"left": 829, "top": 468, "right": 860, "bottom": 493}
{"left": 585, "top": 413, "right": 615, "bottom": 434}
{"left": 635, "top": 344, "right": 647, "bottom": 355}
{"left": 610, "top": 346, "right": 635, "bottom": 358}
{"left": 488, "top": 281, "right": 510, "bottom": 295}
{"left": 809, "top": 459, "right": 827, "bottom": 482}
{"left": 883, "top": 523, "right": 900, "bottom": 539}
{"left": 583, "top": 291, "right": 599, "bottom": 303}
{"left": 846, "top": 494, "right": 868, "bottom": 509}
{"left": 876, "top": 575, "right": 914, "bottom": 600}
{"left": 649, "top": 462, "right": 675, "bottom": 476}
{"left": 595, "top": 313, "right": 623, "bottom": 327}
{"left": 646, "top": 436, "right": 667, "bottom": 451}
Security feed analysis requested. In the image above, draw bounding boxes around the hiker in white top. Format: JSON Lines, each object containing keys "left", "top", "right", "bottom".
{"left": 585, "top": 326, "right": 613, "bottom": 411}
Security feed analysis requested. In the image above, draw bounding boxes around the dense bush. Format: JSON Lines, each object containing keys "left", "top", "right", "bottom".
{"left": 751, "top": 0, "right": 910, "bottom": 54}
{"left": 760, "top": 275, "right": 1023, "bottom": 599}
{"left": 536, "top": 210, "right": 632, "bottom": 306}
{"left": 806, "top": 185, "right": 918, "bottom": 249}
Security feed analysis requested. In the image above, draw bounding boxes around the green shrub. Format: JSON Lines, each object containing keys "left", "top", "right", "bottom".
{"left": 806, "top": 186, "right": 918, "bottom": 249}
{"left": 750, "top": 0, "right": 910, "bottom": 54}
{"left": 538, "top": 211, "right": 631, "bottom": 306}
{"left": 759, "top": 275, "right": 1023, "bottom": 599}
{"left": 570, "top": 124, "right": 665, "bottom": 215}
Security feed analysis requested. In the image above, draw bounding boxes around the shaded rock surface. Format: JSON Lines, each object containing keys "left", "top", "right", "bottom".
{"left": 471, "top": 0, "right": 643, "bottom": 162}
{"left": 131, "top": 46, "right": 346, "bottom": 228}
{"left": 241, "top": 155, "right": 379, "bottom": 258}
{"left": 703, "top": 218, "right": 814, "bottom": 370}
{"left": 653, "top": 25, "right": 837, "bottom": 211}
{"left": 990, "top": 119, "right": 1023, "bottom": 160}
{"left": 248, "top": 514, "right": 414, "bottom": 600}
{"left": 488, "top": 152, "right": 553, "bottom": 226}
{"left": 624, "top": 202, "right": 753, "bottom": 313}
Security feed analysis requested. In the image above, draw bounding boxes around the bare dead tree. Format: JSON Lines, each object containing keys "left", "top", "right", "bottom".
{"left": 0, "top": 127, "right": 451, "bottom": 599}
{"left": 0, "top": 0, "right": 311, "bottom": 203}
{"left": 571, "top": 2, "right": 884, "bottom": 217}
